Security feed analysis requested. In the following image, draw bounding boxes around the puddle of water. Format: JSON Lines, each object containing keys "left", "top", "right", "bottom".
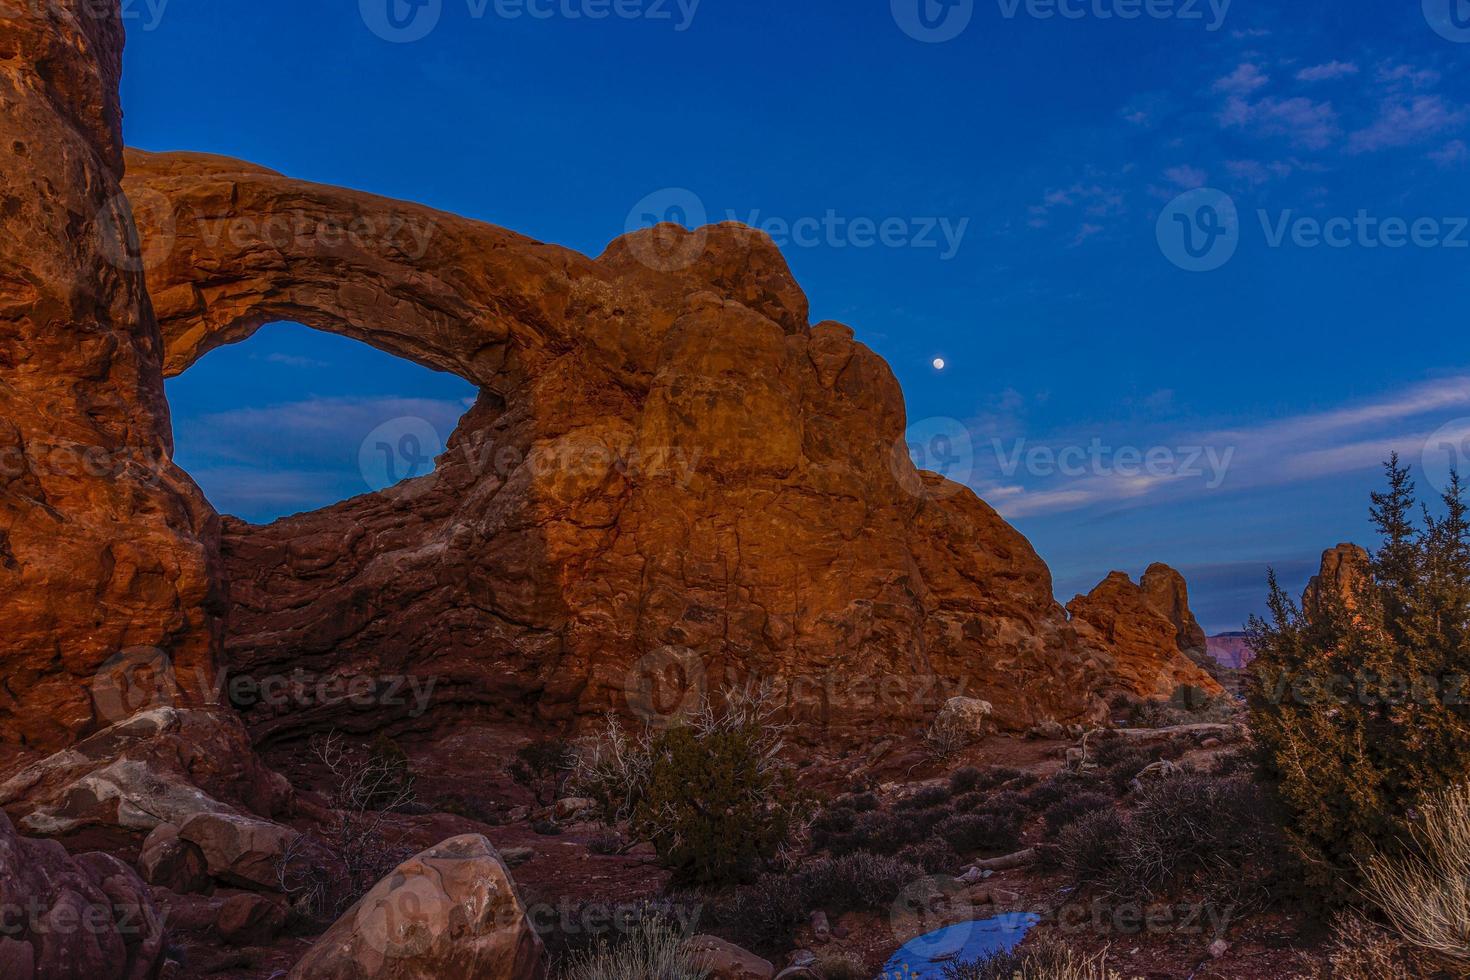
{"left": 876, "top": 912, "right": 1040, "bottom": 979}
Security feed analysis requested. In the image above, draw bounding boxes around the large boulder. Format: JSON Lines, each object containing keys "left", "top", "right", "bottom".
{"left": 287, "top": 834, "right": 546, "bottom": 980}
{"left": 178, "top": 810, "right": 299, "bottom": 891}
{"left": 137, "top": 823, "right": 210, "bottom": 894}
{"left": 0, "top": 810, "right": 166, "bottom": 979}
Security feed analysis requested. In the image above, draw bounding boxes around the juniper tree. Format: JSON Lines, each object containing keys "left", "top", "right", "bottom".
{"left": 1247, "top": 456, "right": 1470, "bottom": 902}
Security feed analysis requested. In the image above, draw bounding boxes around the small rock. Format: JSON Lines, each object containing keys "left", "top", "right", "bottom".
{"left": 688, "top": 935, "right": 775, "bottom": 980}
{"left": 501, "top": 846, "right": 535, "bottom": 868}
{"left": 553, "top": 797, "right": 596, "bottom": 820}
{"left": 1028, "top": 720, "right": 1066, "bottom": 740}
{"left": 215, "top": 892, "right": 287, "bottom": 947}
{"left": 505, "top": 805, "right": 531, "bottom": 823}
{"left": 957, "top": 866, "right": 984, "bottom": 885}
{"left": 810, "top": 910, "right": 830, "bottom": 942}
{"left": 789, "top": 950, "right": 817, "bottom": 969}
{"left": 1201, "top": 737, "right": 1222, "bottom": 748}
{"left": 991, "top": 888, "right": 1020, "bottom": 903}
{"left": 1209, "top": 938, "right": 1230, "bottom": 959}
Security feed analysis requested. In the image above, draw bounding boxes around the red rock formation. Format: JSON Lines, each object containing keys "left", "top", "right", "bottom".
{"left": 120, "top": 151, "right": 1124, "bottom": 739}
{"left": 0, "top": 1, "right": 224, "bottom": 757}
{"left": 1304, "top": 543, "right": 1370, "bottom": 620}
{"left": 1067, "top": 569, "right": 1224, "bottom": 700}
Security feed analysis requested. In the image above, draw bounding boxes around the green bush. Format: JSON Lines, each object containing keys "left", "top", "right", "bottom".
{"left": 636, "top": 723, "right": 799, "bottom": 886}
{"left": 1248, "top": 459, "right": 1470, "bottom": 901}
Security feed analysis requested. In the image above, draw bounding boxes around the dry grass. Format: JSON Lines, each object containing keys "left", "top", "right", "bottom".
{"left": 559, "top": 917, "right": 708, "bottom": 980}
{"left": 939, "top": 937, "right": 1124, "bottom": 980}
{"left": 1359, "top": 781, "right": 1470, "bottom": 965}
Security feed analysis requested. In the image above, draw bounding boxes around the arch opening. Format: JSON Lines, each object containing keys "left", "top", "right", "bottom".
{"left": 166, "top": 321, "right": 479, "bottom": 524}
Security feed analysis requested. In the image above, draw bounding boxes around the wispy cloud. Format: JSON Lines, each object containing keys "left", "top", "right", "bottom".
{"left": 1213, "top": 63, "right": 1270, "bottom": 96}
{"left": 1296, "top": 61, "right": 1359, "bottom": 83}
{"left": 973, "top": 375, "right": 1470, "bottom": 520}
{"left": 1219, "top": 94, "right": 1340, "bottom": 150}
{"left": 1348, "top": 94, "right": 1467, "bottom": 153}
{"left": 1429, "top": 139, "right": 1469, "bottom": 167}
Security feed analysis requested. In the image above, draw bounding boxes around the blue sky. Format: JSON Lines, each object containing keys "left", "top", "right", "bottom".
{"left": 126, "top": 0, "right": 1470, "bottom": 632}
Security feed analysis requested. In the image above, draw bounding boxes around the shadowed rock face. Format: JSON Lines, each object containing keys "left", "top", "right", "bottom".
{"left": 121, "top": 151, "right": 1133, "bottom": 740}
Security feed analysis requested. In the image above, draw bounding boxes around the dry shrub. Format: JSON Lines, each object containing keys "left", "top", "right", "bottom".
{"left": 559, "top": 915, "right": 708, "bottom": 980}
{"left": 1359, "top": 782, "right": 1470, "bottom": 967}
{"left": 1308, "top": 913, "right": 1428, "bottom": 980}
{"left": 942, "top": 937, "right": 1123, "bottom": 980}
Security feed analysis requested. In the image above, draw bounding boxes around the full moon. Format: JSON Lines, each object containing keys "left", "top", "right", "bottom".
{"left": 932, "top": 358, "right": 946, "bottom": 371}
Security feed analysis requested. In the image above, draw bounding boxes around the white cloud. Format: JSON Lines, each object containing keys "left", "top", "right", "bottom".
{"left": 1213, "top": 64, "right": 1270, "bottom": 96}
{"left": 1348, "top": 95, "right": 1467, "bottom": 153}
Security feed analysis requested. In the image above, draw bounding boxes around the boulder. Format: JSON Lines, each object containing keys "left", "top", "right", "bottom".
{"left": 138, "top": 823, "right": 210, "bottom": 894}
{"left": 552, "top": 797, "right": 596, "bottom": 821}
{"left": 689, "top": 936, "right": 775, "bottom": 980}
{"left": 178, "top": 811, "right": 299, "bottom": 891}
{"left": 215, "top": 892, "right": 288, "bottom": 947}
{"left": 0, "top": 809, "right": 166, "bottom": 979}
{"left": 1304, "top": 544, "right": 1370, "bottom": 621}
{"left": 932, "top": 698, "right": 994, "bottom": 742}
{"left": 288, "top": 834, "right": 545, "bottom": 980}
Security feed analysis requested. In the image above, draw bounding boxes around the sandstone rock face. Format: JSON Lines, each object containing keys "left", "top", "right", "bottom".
{"left": 137, "top": 822, "right": 210, "bottom": 894}
{"left": 287, "top": 834, "right": 546, "bottom": 980}
{"left": 1139, "top": 564, "right": 1209, "bottom": 657}
{"left": 122, "top": 151, "right": 1126, "bottom": 740}
{"left": 0, "top": 0, "right": 224, "bottom": 757}
{"left": 0, "top": 809, "right": 166, "bottom": 980}
{"left": 1067, "top": 569, "right": 1224, "bottom": 701}
{"left": 1304, "top": 543, "right": 1370, "bottom": 620}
